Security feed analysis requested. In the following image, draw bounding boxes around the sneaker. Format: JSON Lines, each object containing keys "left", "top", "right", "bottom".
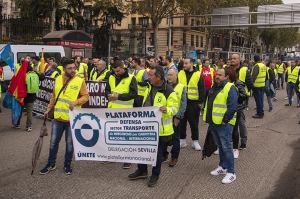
{"left": 284, "top": 97, "right": 288, "bottom": 100}
{"left": 180, "top": 139, "right": 187, "bottom": 148}
{"left": 213, "top": 149, "right": 219, "bottom": 155}
{"left": 269, "top": 107, "right": 273, "bottom": 112}
{"left": 26, "top": 127, "right": 32, "bottom": 132}
{"left": 39, "top": 164, "right": 56, "bottom": 175}
{"left": 122, "top": 163, "right": 131, "bottom": 169}
{"left": 168, "top": 158, "right": 178, "bottom": 167}
{"left": 128, "top": 170, "right": 148, "bottom": 180}
{"left": 233, "top": 149, "right": 239, "bottom": 159}
{"left": 222, "top": 173, "right": 236, "bottom": 184}
{"left": 210, "top": 166, "right": 227, "bottom": 176}
{"left": 12, "top": 125, "right": 21, "bottom": 129}
{"left": 239, "top": 144, "right": 246, "bottom": 150}
{"left": 192, "top": 140, "right": 202, "bottom": 151}
{"left": 64, "top": 165, "right": 72, "bottom": 175}
{"left": 147, "top": 175, "right": 159, "bottom": 187}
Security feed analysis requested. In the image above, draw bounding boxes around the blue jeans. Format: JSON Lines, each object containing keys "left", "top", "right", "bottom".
{"left": 253, "top": 87, "right": 265, "bottom": 116}
{"left": 48, "top": 120, "right": 74, "bottom": 166}
{"left": 138, "top": 136, "right": 170, "bottom": 176}
{"left": 287, "top": 82, "right": 300, "bottom": 105}
{"left": 170, "top": 124, "right": 180, "bottom": 159}
{"left": 210, "top": 123, "right": 235, "bottom": 174}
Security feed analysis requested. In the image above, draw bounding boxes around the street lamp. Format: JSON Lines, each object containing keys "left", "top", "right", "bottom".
{"left": 142, "top": 17, "right": 148, "bottom": 57}
{"left": 106, "top": 14, "right": 113, "bottom": 61}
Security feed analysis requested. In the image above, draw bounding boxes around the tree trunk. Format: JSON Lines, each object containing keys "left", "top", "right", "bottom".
{"left": 154, "top": 24, "right": 159, "bottom": 57}
{"left": 50, "top": 0, "right": 56, "bottom": 32}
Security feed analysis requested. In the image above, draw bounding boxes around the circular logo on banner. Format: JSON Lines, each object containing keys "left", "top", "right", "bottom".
{"left": 72, "top": 113, "right": 101, "bottom": 147}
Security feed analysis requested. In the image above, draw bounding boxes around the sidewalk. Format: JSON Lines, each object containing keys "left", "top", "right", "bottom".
{"left": 0, "top": 89, "right": 299, "bottom": 199}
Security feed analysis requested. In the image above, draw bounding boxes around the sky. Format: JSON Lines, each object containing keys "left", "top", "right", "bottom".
{"left": 283, "top": 0, "right": 300, "bottom": 4}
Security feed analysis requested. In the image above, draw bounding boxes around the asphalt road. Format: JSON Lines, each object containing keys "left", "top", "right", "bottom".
{"left": 0, "top": 88, "right": 299, "bottom": 199}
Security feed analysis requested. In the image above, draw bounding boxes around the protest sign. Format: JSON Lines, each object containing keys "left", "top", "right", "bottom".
{"left": 33, "top": 77, "right": 55, "bottom": 116}
{"left": 70, "top": 107, "right": 161, "bottom": 166}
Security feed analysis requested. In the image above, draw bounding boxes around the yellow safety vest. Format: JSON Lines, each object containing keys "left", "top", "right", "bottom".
{"left": 108, "top": 74, "right": 134, "bottom": 108}
{"left": 287, "top": 66, "right": 300, "bottom": 84}
{"left": 239, "top": 66, "right": 250, "bottom": 96}
{"left": 90, "top": 68, "right": 109, "bottom": 81}
{"left": 173, "top": 83, "right": 185, "bottom": 109}
{"left": 77, "top": 63, "right": 87, "bottom": 79}
{"left": 178, "top": 70, "right": 200, "bottom": 100}
{"left": 223, "top": 64, "right": 227, "bottom": 68}
{"left": 54, "top": 75, "right": 83, "bottom": 121}
{"left": 142, "top": 84, "right": 178, "bottom": 136}
{"left": 203, "top": 82, "right": 237, "bottom": 126}
{"left": 57, "top": 65, "right": 64, "bottom": 75}
{"left": 50, "top": 70, "right": 60, "bottom": 78}
{"left": 107, "top": 64, "right": 111, "bottom": 71}
{"left": 252, "top": 63, "right": 267, "bottom": 88}
{"left": 134, "top": 69, "right": 147, "bottom": 96}
{"left": 277, "top": 64, "right": 284, "bottom": 74}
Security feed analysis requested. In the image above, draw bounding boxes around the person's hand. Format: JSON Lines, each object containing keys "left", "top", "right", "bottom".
{"left": 69, "top": 102, "right": 76, "bottom": 111}
{"left": 44, "top": 110, "right": 49, "bottom": 119}
{"left": 108, "top": 94, "right": 118, "bottom": 101}
{"left": 159, "top": 106, "right": 167, "bottom": 113}
{"left": 174, "top": 117, "right": 180, "bottom": 127}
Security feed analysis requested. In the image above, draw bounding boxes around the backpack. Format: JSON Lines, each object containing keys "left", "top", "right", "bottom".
{"left": 26, "top": 71, "right": 39, "bottom": 94}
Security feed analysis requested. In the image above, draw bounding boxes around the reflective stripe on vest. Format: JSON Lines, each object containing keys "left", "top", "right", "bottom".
{"left": 54, "top": 76, "right": 83, "bottom": 121}
{"left": 178, "top": 70, "right": 200, "bottom": 100}
{"left": 108, "top": 74, "right": 134, "bottom": 108}
{"left": 252, "top": 63, "right": 266, "bottom": 88}
{"left": 287, "top": 66, "right": 300, "bottom": 83}
{"left": 142, "top": 84, "right": 178, "bottom": 136}
{"left": 203, "top": 82, "right": 237, "bottom": 126}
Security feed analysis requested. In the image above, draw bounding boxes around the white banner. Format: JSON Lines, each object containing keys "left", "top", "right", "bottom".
{"left": 70, "top": 107, "right": 162, "bottom": 166}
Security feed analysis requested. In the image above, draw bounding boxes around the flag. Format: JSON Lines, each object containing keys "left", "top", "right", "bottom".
{"left": 8, "top": 61, "right": 28, "bottom": 106}
{"left": 0, "top": 44, "right": 14, "bottom": 71}
{"left": 40, "top": 48, "right": 45, "bottom": 73}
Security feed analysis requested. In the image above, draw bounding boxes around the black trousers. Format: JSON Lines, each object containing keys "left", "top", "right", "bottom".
{"left": 180, "top": 102, "right": 200, "bottom": 140}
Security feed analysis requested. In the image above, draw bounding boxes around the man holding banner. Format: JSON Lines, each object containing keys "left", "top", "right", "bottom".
{"left": 128, "top": 66, "right": 178, "bottom": 187}
{"left": 40, "top": 57, "right": 89, "bottom": 175}
{"left": 105, "top": 60, "right": 138, "bottom": 169}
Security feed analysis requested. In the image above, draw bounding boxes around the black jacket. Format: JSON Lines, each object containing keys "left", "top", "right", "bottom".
{"left": 235, "top": 80, "right": 247, "bottom": 111}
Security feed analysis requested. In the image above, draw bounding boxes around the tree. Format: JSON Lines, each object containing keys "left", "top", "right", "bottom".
{"left": 135, "top": 0, "right": 179, "bottom": 57}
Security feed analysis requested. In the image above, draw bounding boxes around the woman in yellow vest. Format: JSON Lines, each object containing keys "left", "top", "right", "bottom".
{"left": 128, "top": 65, "right": 178, "bottom": 187}
{"left": 40, "top": 57, "right": 89, "bottom": 175}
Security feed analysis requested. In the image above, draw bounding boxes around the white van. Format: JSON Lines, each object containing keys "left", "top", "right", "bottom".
{"left": 1, "top": 45, "right": 65, "bottom": 81}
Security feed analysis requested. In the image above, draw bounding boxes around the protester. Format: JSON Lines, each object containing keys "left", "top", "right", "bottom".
{"left": 178, "top": 58, "right": 205, "bottom": 150}
{"left": 203, "top": 67, "right": 238, "bottom": 184}
{"left": 105, "top": 60, "right": 138, "bottom": 169}
{"left": 128, "top": 65, "right": 178, "bottom": 187}
{"left": 23, "top": 66, "right": 40, "bottom": 132}
{"left": 165, "top": 68, "right": 187, "bottom": 166}
{"left": 285, "top": 60, "right": 300, "bottom": 107}
{"left": 131, "top": 57, "right": 148, "bottom": 107}
{"left": 252, "top": 55, "right": 267, "bottom": 119}
{"left": 266, "top": 63, "right": 276, "bottom": 112}
{"left": 40, "top": 57, "right": 89, "bottom": 175}
{"left": 89, "top": 59, "right": 110, "bottom": 81}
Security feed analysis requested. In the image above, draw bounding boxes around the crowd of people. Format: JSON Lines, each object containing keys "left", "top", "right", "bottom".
{"left": 0, "top": 53, "right": 299, "bottom": 187}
